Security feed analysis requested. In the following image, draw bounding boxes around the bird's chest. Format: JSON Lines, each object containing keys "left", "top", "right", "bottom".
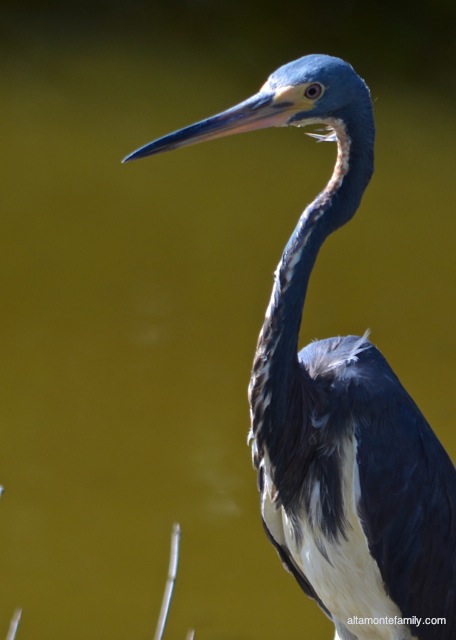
{"left": 259, "top": 439, "right": 411, "bottom": 640}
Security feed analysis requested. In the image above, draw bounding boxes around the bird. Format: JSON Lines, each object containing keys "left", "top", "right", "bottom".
{"left": 123, "top": 54, "right": 456, "bottom": 640}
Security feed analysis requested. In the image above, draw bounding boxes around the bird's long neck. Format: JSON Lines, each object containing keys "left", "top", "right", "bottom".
{"left": 249, "top": 107, "right": 375, "bottom": 463}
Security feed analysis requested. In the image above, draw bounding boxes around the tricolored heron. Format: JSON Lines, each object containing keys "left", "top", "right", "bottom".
{"left": 123, "top": 54, "right": 456, "bottom": 640}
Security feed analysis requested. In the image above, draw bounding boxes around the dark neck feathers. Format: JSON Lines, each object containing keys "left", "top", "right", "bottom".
{"left": 249, "top": 101, "right": 375, "bottom": 462}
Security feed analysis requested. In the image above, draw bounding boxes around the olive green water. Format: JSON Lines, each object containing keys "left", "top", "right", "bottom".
{"left": 0, "top": 44, "right": 455, "bottom": 640}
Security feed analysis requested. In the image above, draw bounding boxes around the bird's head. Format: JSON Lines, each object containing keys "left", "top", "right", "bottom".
{"left": 122, "top": 54, "right": 371, "bottom": 162}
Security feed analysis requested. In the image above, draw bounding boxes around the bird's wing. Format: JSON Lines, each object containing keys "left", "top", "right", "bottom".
{"left": 350, "top": 359, "right": 456, "bottom": 640}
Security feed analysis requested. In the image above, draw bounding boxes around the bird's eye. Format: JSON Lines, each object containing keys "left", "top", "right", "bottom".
{"left": 304, "top": 83, "right": 323, "bottom": 100}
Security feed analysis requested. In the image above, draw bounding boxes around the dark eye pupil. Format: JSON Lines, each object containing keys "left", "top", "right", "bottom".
{"left": 305, "top": 83, "right": 322, "bottom": 99}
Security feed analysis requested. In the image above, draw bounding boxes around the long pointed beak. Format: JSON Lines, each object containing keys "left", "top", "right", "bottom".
{"left": 122, "top": 90, "right": 297, "bottom": 163}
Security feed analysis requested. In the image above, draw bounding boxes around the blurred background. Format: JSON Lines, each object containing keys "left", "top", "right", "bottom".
{"left": 0, "top": 2, "right": 455, "bottom": 639}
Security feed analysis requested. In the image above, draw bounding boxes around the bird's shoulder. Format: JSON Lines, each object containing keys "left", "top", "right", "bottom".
{"left": 296, "top": 333, "right": 438, "bottom": 428}
{"left": 295, "top": 333, "right": 412, "bottom": 440}
{"left": 298, "top": 333, "right": 400, "bottom": 397}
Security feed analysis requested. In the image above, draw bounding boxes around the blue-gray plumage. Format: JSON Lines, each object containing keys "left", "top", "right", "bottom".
{"left": 124, "top": 54, "right": 456, "bottom": 640}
